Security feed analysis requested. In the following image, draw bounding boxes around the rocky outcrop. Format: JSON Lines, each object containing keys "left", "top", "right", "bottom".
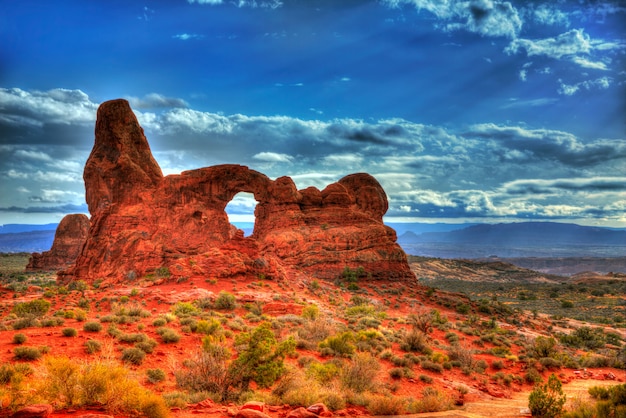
{"left": 27, "top": 214, "right": 89, "bottom": 271}
{"left": 60, "top": 99, "right": 415, "bottom": 285}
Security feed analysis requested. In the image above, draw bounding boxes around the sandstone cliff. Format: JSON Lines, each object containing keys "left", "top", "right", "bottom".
{"left": 61, "top": 99, "right": 415, "bottom": 285}
{"left": 27, "top": 214, "right": 89, "bottom": 271}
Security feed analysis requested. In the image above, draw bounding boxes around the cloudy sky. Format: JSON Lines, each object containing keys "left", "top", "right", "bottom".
{"left": 1, "top": 0, "right": 625, "bottom": 227}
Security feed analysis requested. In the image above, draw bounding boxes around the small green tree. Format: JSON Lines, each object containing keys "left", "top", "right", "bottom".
{"left": 528, "top": 374, "right": 566, "bottom": 418}
{"left": 230, "top": 322, "right": 295, "bottom": 389}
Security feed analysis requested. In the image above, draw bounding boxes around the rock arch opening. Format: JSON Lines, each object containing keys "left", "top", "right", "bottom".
{"left": 225, "top": 192, "right": 257, "bottom": 237}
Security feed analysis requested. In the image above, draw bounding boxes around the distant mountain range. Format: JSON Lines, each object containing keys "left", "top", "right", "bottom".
{"left": 397, "top": 222, "right": 626, "bottom": 259}
{"left": 1, "top": 221, "right": 625, "bottom": 260}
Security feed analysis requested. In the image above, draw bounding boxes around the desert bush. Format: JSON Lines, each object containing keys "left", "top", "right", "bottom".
{"left": 121, "top": 347, "right": 146, "bottom": 365}
{"left": 528, "top": 374, "right": 566, "bottom": 418}
{"left": 13, "top": 346, "right": 42, "bottom": 360}
{"left": 153, "top": 317, "right": 167, "bottom": 327}
{"left": 41, "top": 317, "right": 64, "bottom": 327}
{"left": 135, "top": 337, "right": 158, "bottom": 354}
{"left": 231, "top": 322, "right": 296, "bottom": 390}
{"left": 539, "top": 357, "right": 562, "bottom": 370}
{"left": 366, "top": 394, "right": 407, "bottom": 415}
{"left": 172, "top": 301, "right": 198, "bottom": 317}
{"left": 421, "top": 360, "right": 443, "bottom": 373}
{"left": 195, "top": 318, "right": 222, "bottom": 336}
{"left": 37, "top": 357, "right": 169, "bottom": 417}
{"left": 12, "top": 299, "right": 50, "bottom": 318}
{"left": 306, "top": 361, "right": 341, "bottom": 384}
{"left": 157, "top": 327, "right": 181, "bottom": 343}
{"left": 11, "top": 316, "right": 40, "bottom": 330}
{"left": 407, "top": 310, "right": 434, "bottom": 334}
{"left": 147, "top": 368, "right": 166, "bottom": 384}
{"left": 341, "top": 352, "right": 380, "bottom": 393}
{"left": 62, "top": 327, "right": 78, "bottom": 337}
{"left": 400, "top": 329, "right": 431, "bottom": 354}
{"left": 532, "top": 336, "right": 558, "bottom": 359}
{"left": 301, "top": 304, "right": 320, "bottom": 320}
{"left": 12, "top": 333, "right": 27, "bottom": 344}
{"left": 118, "top": 332, "right": 146, "bottom": 343}
{"left": 297, "top": 317, "right": 336, "bottom": 349}
{"left": 215, "top": 291, "right": 237, "bottom": 310}
{"left": 319, "top": 331, "right": 356, "bottom": 357}
{"left": 175, "top": 339, "right": 232, "bottom": 401}
{"left": 407, "top": 387, "right": 453, "bottom": 413}
{"left": 84, "top": 339, "right": 102, "bottom": 354}
{"left": 83, "top": 321, "right": 102, "bottom": 332}
{"left": 560, "top": 326, "right": 607, "bottom": 350}
{"left": 525, "top": 367, "right": 543, "bottom": 384}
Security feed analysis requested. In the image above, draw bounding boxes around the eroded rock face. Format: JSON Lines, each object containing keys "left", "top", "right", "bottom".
{"left": 61, "top": 99, "right": 415, "bottom": 284}
{"left": 27, "top": 214, "right": 89, "bottom": 272}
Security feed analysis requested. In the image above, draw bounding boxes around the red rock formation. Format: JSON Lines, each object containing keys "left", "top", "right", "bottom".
{"left": 27, "top": 214, "right": 90, "bottom": 271}
{"left": 61, "top": 99, "right": 415, "bottom": 285}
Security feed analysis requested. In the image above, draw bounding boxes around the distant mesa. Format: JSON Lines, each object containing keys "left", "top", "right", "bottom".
{"left": 56, "top": 99, "right": 414, "bottom": 285}
{"left": 27, "top": 214, "right": 89, "bottom": 272}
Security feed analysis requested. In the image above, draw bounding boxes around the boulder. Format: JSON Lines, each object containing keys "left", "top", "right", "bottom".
{"left": 10, "top": 404, "right": 53, "bottom": 418}
{"left": 234, "top": 410, "right": 271, "bottom": 418}
{"left": 27, "top": 214, "right": 89, "bottom": 271}
{"left": 60, "top": 99, "right": 415, "bottom": 286}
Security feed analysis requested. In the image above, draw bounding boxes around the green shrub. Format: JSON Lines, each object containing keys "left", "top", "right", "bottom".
{"left": 172, "top": 301, "right": 198, "bottom": 317}
{"left": 146, "top": 368, "right": 166, "bottom": 384}
{"left": 13, "top": 346, "right": 42, "bottom": 360}
{"left": 12, "top": 316, "right": 40, "bottom": 330}
{"left": 135, "top": 338, "right": 158, "bottom": 354}
{"left": 407, "top": 387, "right": 452, "bottom": 413}
{"left": 528, "top": 374, "right": 566, "bottom": 418}
{"left": 195, "top": 318, "right": 222, "bottom": 336}
{"left": 367, "top": 394, "right": 406, "bottom": 415}
{"left": 215, "top": 291, "right": 237, "bottom": 310}
{"left": 122, "top": 347, "right": 146, "bottom": 365}
{"left": 319, "top": 332, "right": 356, "bottom": 357}
{"left": 12, "top": 333, "right": 27, "bottom": 344}
{"left": 118, "top": 332, "right": 147, "bottom": 343}
{"left": 400, "top": 329, "right": 431, "bottom": 353}
{"left": 421, "top": 360, "right": 443, "bottom": 373}
{"left": 341, "top": 352, "right": 380, "bottom": 393}
{"left": 84, "top": 339, "right": 102, "bottom": 354}
{"left": 231, "top": 322, "right": 296, "bottom": 389}
{"left": 157, "top": 327, "right": 181, "bottom": 343}
{"left": 83, "top": 321, "right": 102, "bottom": 332}
{"left": 62, "top": 327, "right": 78, "bottom": 337}
{"left": 152, "top": 317, "right": 167, "bottom": 327}
{"left": 12, "top": 299, "right": 51, "bottom": 318}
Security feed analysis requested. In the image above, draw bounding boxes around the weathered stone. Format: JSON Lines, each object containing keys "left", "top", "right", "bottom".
{"left": 286, "top": 407, "right": 319, "bottom": 418}
{"left": 234, "top": 409, "right": 271, "bottom": 418}
{"left": 60, "top": 99, "right": 415, "bottom": 286}
{"left": 307, "top": 403, "right": 331, "bottom": 416}
{"left": 27, "top": 214, "right": 89, "bottom": 271}
{"left": 10, "top": 404, "right": 53, "bottom": 418}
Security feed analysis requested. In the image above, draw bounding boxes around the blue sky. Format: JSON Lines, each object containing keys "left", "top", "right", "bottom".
{"left": 0, "top": 0, "right": 625, "bottom": 227}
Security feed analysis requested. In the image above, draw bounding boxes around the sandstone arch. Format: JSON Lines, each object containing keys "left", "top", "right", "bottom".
{"left": 60, "top": 99, "right": 415, "bottom": 285}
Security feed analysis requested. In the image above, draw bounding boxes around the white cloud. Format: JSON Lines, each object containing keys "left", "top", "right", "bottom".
{"left": 172, "top": 33, "right": 203, "bottom": 41}
{"left": 505, "top": 29, "right": 591, "bottom": 59}
{"left": 531, "top": 4, "right": 570, "bottom": 27}
{"left": 253, "top": 152, "right": 293, "bottom": 163}
{"left": 384, "top": 0, "right": 522, "bottom": 38}
{"left": 0, "top": 87, "right": 97, "bottom": 126}
{"left": 322, "top": 154, "right": 364, "bottom": 167}
{"left": 558, "top": 77, "right": 612, "bottom": 96}
{"left": 15, "top": 150, "right": 53, "bottom": 162}
{"left": 505, "top": 29, "right": 624, "bottom": 70}
{"left": 187, "top": 0, "right": 283, "bottom": 8}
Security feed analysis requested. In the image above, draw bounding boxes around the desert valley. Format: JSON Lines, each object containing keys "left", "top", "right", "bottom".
{"left": 0, "top": 100, "right": 624, "bottom": 418}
